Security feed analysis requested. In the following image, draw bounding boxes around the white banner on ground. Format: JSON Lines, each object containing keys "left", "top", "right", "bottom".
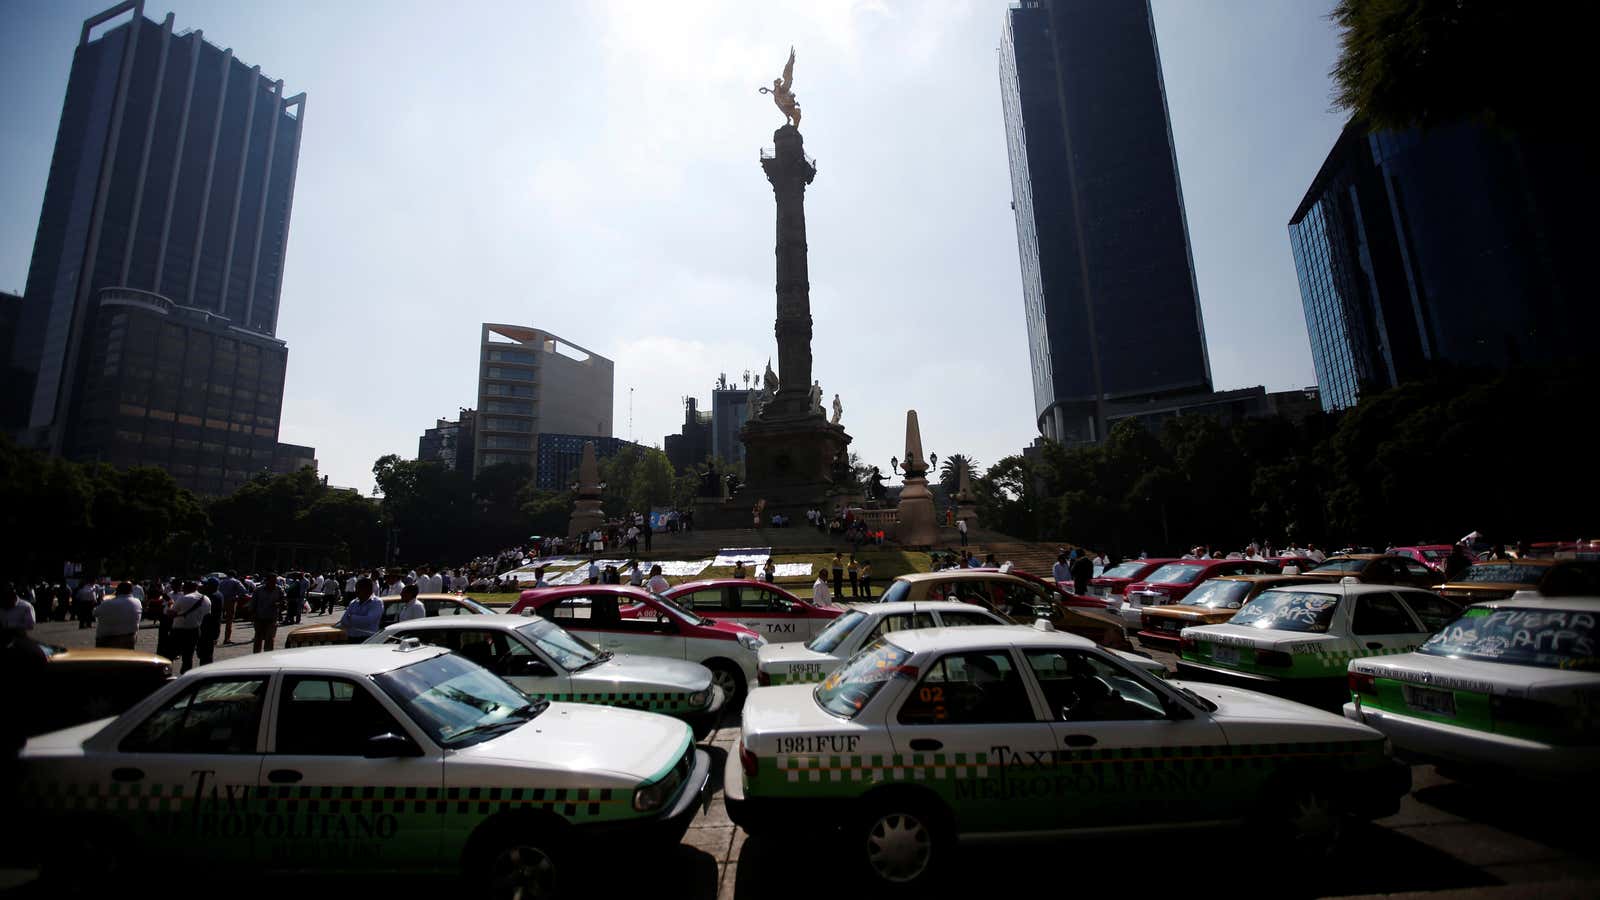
{"left": 713, "top": 548, "right": 772, "bottom": 566}
{"left": 770, "top": 563, "right": 813, "bottom": 577}
{"left": 652, "top": 560, "right": 712, "bottom": 577}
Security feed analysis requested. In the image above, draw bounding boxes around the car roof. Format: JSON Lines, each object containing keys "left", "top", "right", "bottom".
{"left": 1464, "top": 558, "right": 1555, "bottom": 569}
{"left": 898, "top": 571, "right": 1025, "bottom": 584}
{"left": 1213, "top": 574, "right": 1321, "bottom": 584}
{"left": 883, "top": 624, "right": 1096, "bottom": 653}
{"left": 520, "top": 584, "right": 650, "bottom": 600}
{"left": 1324, "top": 554, "right": 1386, "bottom": 561}
{"left": 668, "top": 579, "right": 795, "bottom": 594}
{"left": 1259, "top": 582, "right": 1430, "bottom": 597}
{"left": 375, "top": 593, "right": 481, "bottom": 602}
{"left": 1471, "top": 593, "right": 1600, "bottom": 612}
{"left": 1103, "top": 558, "right": 1178, "bottom": 569}
{"left": 193, "top": 643, "right": 449, "bottom": 676}
{"left": 380, "top": 613, "right": 532, "bottom": 633}
{"left": 843, "top": 600, "right": 1007, "bottom": 615}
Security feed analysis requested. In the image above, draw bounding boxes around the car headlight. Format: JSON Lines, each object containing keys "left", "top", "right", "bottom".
{"left": 737, "top": 633, "right": 764, "bottom": 651}
{"left": 688, "top": 689, "right": 711, "bottom": 708}
{"left": 633, "top": 767, "right": 684, "bottom": 813}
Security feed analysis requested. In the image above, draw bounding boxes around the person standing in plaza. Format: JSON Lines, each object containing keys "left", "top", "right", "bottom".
{"left": 812, "top": 570, "right": 834, "bottom": 608}
{"left": 395, "top": 584, "right": 426, "bottom": 622}
{"left": 643, "top": 517, "right": 653, "bottom": 552}
{"left": 1, "top": 584, "right": 36, "bottom": 637}
{"left": 534, "top": 566, "right": 550, "bottom": 589}
{"left": 197, "top": 577, "right": 222, "bottom": 666}
{"left": 847, "top": 558, "right": 860, "bottom": 598}
{"left": 249, "top": 574, "right": 285, "bottom": 653}
{"left": 858, "top": 560, "right": 873, "bottom": 598}
{"left": 218, "top": 571, "right": 245, "bottom": 644}
{"left": 626, "top": 522, "right": 640, "bottom": 556}
{"left": 587, "top": 558, "right": 601, "bottom": 585}
{"left": 1052, "top": 553, "right": 1072, "bottom": 590}
{"left": 94, "top": 583, "right": 142, "bottom": 649}
{"left": 957, "top": 518, "right": 968, "bottom": 547}
{"left": 646, "top": 565, "right": 671, "bottom": 595}
{"left": 165, "top": 581, "right": 209, "bottom": 673}
{"left": 831, "top": 553, "right": 844, "bottom": 598}
{"left": 72, "top": 576, "right": 98, "bottom": 629}
{"left": 1070, "top": 551, "right": 1094, "bottom": 596}
{"left": 760, "top": 559, "right": 776, "bottom": 583}
{"left": 338, "top": 578, "right": 384, "bottom": 643}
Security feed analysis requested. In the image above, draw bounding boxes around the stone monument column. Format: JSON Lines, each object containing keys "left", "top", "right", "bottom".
{"left": 762, "top": 125, "right": 818, "bottom": 419}
{"left": 895, "top": 410, "right": 938, "bottom": 547}
{"left": 567, "top": 441, "right": 605, "bottom": 538}
{"left": 954, "top": 457, "right": 978, "bottom": 527}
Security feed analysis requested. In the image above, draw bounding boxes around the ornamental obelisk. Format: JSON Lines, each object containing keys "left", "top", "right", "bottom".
{"left": 732, "top": 47, "right": 851, "bottom": 518}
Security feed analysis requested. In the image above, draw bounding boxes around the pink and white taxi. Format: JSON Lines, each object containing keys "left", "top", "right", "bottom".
{"left": 660, "top": 579, "right": 843, "bottom": 642}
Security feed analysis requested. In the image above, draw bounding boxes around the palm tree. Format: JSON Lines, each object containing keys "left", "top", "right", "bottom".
{"left": 938, "top": 454, "right": 979, "bottom": 497}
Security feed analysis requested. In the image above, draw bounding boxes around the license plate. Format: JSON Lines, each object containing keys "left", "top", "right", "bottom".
{"left": 1209, "top": 644, "right": 1240, "bottom": 665}
{"left": 1401, "top": 684, "right": 1456, "bottom": 717}
{"left": 1090, "top": 586, "right": 1108, "bottom": 597}
{"left": 1160, "top": 619, "right": 1181, "bottom": 632}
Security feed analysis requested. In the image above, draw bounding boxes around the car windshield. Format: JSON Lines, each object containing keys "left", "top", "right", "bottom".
{"left": 1420, "top": 549, "right": 1446, "bottom": 561}
{"left": 1101, "top": 562, "right": 1148, "bottom": 580}
{"left": 815, "top": 639, "right": 915, "bottom": 719}
{"left": 1179, "top": 580, "right": 1253, "bottom": 608}
{"left": 517, "top": 619, "right": 602, "bottom": 670}
{"left": 1230, "top": 590, "right": 1340, "bottom": 633}
{"left": 1141, "top": 563, "right": 1207, "bottom": 585}
{"left": 456, "top": 596, "right": 493, "bottom": 614}
{"left": 807, "top": 609, "right": 868, "bottom": 653}
{"left": 374, "top": 652, "right": 544, "bottom": 748}
{"left": 878, "top": 581, "right": 910, "bottom": 604}
{"left": 1453, "top": 563, "right": 1546, "bottom": 585}
{"left": 1419, "top": 606, "right": 1597, "bottom": 671}
{"left": 648, "top": 591, "right": 712, "bottom": 626}
{"left": 1309, "top": 558, "right": 1365, "bottom": 573}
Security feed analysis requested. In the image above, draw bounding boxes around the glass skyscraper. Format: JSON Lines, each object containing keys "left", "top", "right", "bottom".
{"left": 999, "top": 0, "right": 1211, "bottom": 443}
{"left": 8, "top": 2, "right": 306, "bottom": 493}
{"left": 1289, "top": 120, "right": 1590, "bottom": 410}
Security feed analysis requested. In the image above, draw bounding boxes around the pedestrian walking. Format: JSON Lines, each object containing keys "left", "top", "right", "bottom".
{"left": 165, "top": 581, "right": 209, "bottom": 673}
{"left": 249, "top": 573, "right": 285, "bottom": 653}
{"left": 94, "top": 583, "right": 142, "bottom": 649}
{"left": 957, "top": 518, "right": 968, "bottom": 547}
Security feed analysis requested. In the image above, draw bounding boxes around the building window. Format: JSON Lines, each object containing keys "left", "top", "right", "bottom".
{"left": 483, "top": 435, "right": 533, "bottom": 450}
{"left": 485, "top": 366, "right": 536, "bottom": 382}
{"left": 485, "top": 349, "right": 538, "bottom": 364}
{"left": 482, "top": 417, "right": 533, "bottom": 433}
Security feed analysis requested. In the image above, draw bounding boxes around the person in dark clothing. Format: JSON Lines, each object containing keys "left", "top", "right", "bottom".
{"left": 1445, "top": 544, "right": 1473, "bottom": 581}
{"left": 643, "top": 520, "right": 653, "bottom": 552}
{"left": 830, "top": 553, "right": 845, "bottom": 599}
{"left": 1070, "top": 552, "right": 1094, "bottom": 596}
{"left": 197, "top": 578, "right": 222, "bottom": 666}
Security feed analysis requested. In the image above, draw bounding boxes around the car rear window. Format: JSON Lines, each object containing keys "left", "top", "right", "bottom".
{"left": 1420, "top": 606, "right": 1597, "bottom": 671}
{"left": 815, "top": 640, "right": 915, "bottom": 719}
{"left": 1230, "top": 590, "right": 1339, "bottom": 633}
{"left": 1100, "top": 562, "right": 1147, "bottom": 579}
{"left": 1309, "top": 558, "right": 1365, "bottom": 573}
{"left": 1455, "top": 563, "right": 1547, "bottom": 585}
{"left": 1141, "top": 563, "right": 1207, "bottom": 585}
{"left": 1179, "top": 580, "right": 1252, "bottom": 608}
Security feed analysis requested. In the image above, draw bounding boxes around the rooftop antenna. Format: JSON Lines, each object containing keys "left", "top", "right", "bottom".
{"left": 628, "top": 387, "right": 634, "bottom": 442}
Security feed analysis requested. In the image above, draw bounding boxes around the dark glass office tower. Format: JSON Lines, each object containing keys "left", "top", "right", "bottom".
{"left": 999, "top": 0, "right": 1211, "bottom": 443}
{"left": 1289, "top": 120, "right": 1591, "bottom": 410}
{"left": 9, "top": 1, "right": 305, "bottom": 493}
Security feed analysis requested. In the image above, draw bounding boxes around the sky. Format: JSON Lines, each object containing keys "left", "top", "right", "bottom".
{"left": 0, "top": 0, "right": 1348, "bottom": 496}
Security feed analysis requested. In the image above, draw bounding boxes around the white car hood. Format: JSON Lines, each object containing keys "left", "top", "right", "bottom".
{"left": 569, "top": 654, "right": 712, "bottom": 694}
{"left": 1175, "top": 680, "right": 1382, "bottom": 743}
{"left": 453, "top": 701, "right": 689, "bottom": 780}
{"left": 758, "top": 641, "right": 834, "bottom": 668}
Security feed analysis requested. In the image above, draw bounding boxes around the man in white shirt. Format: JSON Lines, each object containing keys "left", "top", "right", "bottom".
{"left": 2, "top": 584, "right": 36, "bottom": 634}
{"left": 1051, "top": 553, "right": 1071, "bottom": 588}
{"left": 338, "top": 578, "right": 385, "bottom": 643}
{"left": 646, "top": 565, "right": 671, "bottom": 594}
{"left": 812, "top": 572, "right": 834, "bottom": 608}
{"left": 1306, "top": 544, "right": 1326, "bottom": 564}
{"left": 95, "top": 582, "right": 144, "bottom": 649}
{"left": 395, "top": 585, "right": 427, "bottom": 622}
{"left": 165, "top": 581, "right": 210, "bottom": 672}
{"left": 587, "top": 559, "right": 601, "bottom": 585}
{"left": 533, "top": 567, "right": 550, "bottom": 589}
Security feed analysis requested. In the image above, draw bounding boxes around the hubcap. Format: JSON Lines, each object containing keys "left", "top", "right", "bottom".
{"left": 711, "top": 667, "right": 740, "bottom": 698}
{"left": 1288, "top": 791, "right": 1341, "bottom": 849}
{"left": 866, "top": 811, "right": 932, "bottom": 883}
{"left": 489, "top": 844, "right": 556, "bottom": 900}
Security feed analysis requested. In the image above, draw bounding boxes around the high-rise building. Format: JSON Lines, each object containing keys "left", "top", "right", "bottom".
{"left": 664, "top": 397, "right": 712, "bottom": 473}
{"left": 711, "top": 385, "right": 758, "bottom": 472}
{"left": 999, "top": 0, "right": 1211, "bottom": 443}
{"left": 1289, "top": 120, "right": 1591, "bottom": 410}
{"left": 534, "top": 433, "right": 648, "bottom": 493}
{"left": 7, "top": 2, "right": 307, "bottom": 494}
{"left": 417, "top": 408, "right": 477, "bottom": 478}
{"left": 474, "top": 324, "right": 612, "bottom": 476}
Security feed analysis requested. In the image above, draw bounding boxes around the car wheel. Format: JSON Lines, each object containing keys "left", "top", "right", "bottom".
{"left": 706, "top": 660, "right": 745, "bottom": 705}
{"left": 480, "top": 828, "right": 564, "bottom": 900}
{"left": 854, "top": 795, "right": 949, "bottom": 889}
{"left": 1275, "top": 784, "right": 1344, "bottom": 856}
{"left": 42, "top": 816, "right": 130, "bottom": 890}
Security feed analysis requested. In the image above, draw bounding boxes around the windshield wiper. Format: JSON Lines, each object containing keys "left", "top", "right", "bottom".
{"left": 573, "top": 650, "right": 613, "bottom": 672}
{"left": 444, "top": 717, "right": 526, "bottom": 745}
{"left": 512, "top": 699, "right": 549, "bottom": 718}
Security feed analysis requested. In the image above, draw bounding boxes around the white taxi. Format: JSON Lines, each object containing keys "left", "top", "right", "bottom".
{"left": 13, "top": 642, "right": 710, "bottom": 893}
{"left": 757, "top": 601, "right": 1012, "bottom": 686}
{"left": 1345, "top": 593, "right": 1598, "bottom": 778}
{"left": 374, "top": 615, "right": 727, "bottom": 738}
{"left": 726, "top": 623, "right": 1409, "bottom": 887}
{"left": 1177, "top": 582, "right": 1461, "bottom": 707}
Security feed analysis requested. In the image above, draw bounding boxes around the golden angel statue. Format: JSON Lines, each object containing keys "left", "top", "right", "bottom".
{"left": 759, "top": 46, "right": 802, "bottom": 128}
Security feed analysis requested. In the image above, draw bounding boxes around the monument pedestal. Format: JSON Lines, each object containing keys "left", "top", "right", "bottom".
{"left": 895, "top": 477, "right": 938, "bottom": 547}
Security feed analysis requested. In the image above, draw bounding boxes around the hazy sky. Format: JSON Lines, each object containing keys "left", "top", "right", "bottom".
{"left": 0, "top": 0, "right": 1346, "bottom": 495}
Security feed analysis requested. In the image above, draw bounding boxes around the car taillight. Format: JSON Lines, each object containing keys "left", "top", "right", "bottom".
{"left": 740, "top": 744, "right": 759, "bottom": 777}
{"left": 757, "top": 670, "right": 770, "bottom": 687}
{"left": 1348, "top": 671, "right": 1377, "bottom": 695}
{"left": 1256, "top": 649, "right": 1294, "bottom": 668}
{"left": 1490, "top": 694, "right": 1561, "bottom": 729}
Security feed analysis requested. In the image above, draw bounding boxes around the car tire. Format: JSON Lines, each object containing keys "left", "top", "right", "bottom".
{"left": 1268, "top": 781, "right": 1345, "bottom": 857}
{"left": 706, "top": 659, "right": 746, "bottom": 706}
{"left": 469, "top": 820, "right": 569, "bottom": 900}
{"left": 41, "top": 815, "right": 131, "bottom": 891}
{"left": 851, "top": 793, "right": 951, "bottom": 890}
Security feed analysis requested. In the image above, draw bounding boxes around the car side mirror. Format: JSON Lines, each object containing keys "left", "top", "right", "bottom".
{"left": 1160, "top": 695, "right": 1194, "bottom": 721}
{"left": 364, "top": 732, "right": 422, "bottom": 759}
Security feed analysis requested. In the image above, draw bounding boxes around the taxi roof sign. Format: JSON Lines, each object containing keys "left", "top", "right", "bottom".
{"left": 1032, "top": 618, "right": 1056, "bottom": 632}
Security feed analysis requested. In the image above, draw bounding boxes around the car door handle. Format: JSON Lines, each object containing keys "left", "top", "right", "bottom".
{"left": 1366, "top": 642, "right": 1383, "bottom": 650}
{"left": 909, "top": 739, "right": 943, "bottom": 752}
{"left": 267, "top": 769, "right": 303, "bottom": 784}
{"left": 112, "top": 767, "right": 143, "bottom": 782}
{"left": 1062, "top": 734, "right": 1097, "bottom": 748}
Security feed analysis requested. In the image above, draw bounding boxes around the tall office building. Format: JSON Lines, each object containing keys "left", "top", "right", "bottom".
{"left": 475, "top": 324, "right": 613, "bottom": 476}
{"left": 8, "top": 2, "right": 307, "bottom": 494}
{"left": 664, "top": 396, "right": 712, "bottom": 473}
{"left": 1289, "top": 120, "right": 1591, "bottom": 410}
{"left": 999, "top": 0, "right": 1211, "bottom": 443}
{"left": 417, "top": 408, "right": 477, "bottom": 478}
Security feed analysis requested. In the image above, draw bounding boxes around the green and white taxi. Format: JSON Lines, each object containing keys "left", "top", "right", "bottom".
{"left": 1345, "top": 593, "right": 1598, "bottom": 778}
{"left": 373, "top": 614, "right": 727, "bottom": 738}
{"left": 756, "top": 601, "right": 1012, "bottom": 686}
{"left": 12, "top": 642, "right": 710, "bottom": 893}
{"left": 726, "top": 623, "right": 1408, "bottom": 887}
{"left": 1177, "top": 582, "right": 1461, "bottom": 707}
